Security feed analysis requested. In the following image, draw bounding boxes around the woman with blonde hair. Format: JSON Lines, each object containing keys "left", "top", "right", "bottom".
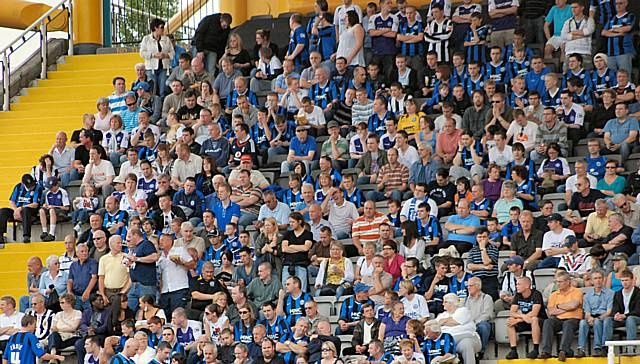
{"left": 254, "top": 216, "right": 282, "bottom": 275}
{"left": 220, "top": 33, "right": 252, "bottom": 76}
{"left": 94, "top": 97, "right": 112, "bottom": 131}
{"left": 319, "top": 341, "right": 343, "bottom": 364}
{"left": 47, "top": 293, "right": 82, "bottom": 356}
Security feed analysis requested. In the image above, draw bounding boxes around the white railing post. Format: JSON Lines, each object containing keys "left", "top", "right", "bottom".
{"left": 2, "top": 53, "right": 9, "bottom": 112}
{"left": 67, "top": 0, "right": 74, "bottom": 56}
{"left": 607, "top": 343, "right": 614, "bottom": 364}
{"left": 40, "top": 21, "right": 48, "bottom": 79}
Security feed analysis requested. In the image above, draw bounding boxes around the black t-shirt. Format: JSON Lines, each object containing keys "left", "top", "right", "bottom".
{"left": 512, "top": 289, "right": 547, "bottom": 319}
{"left": 569, "top": 189, "right": 606, "bottom": 217}
{"left": 189, "top": 276, "right": 229, "bottom": 311}
{"left": 177, "top": 104, "right": 204, "bottom": 122}
{"left": 73, "top": 144, "right": 107, "bottom": 165}
{"left": 427, "top": 181, "right": 457, "bottom": 216}
{"left": 71, "top": 128, "right": 103, "bottom": 146}
{"left": 424, "top": 274, "right": 451, "bottom": 302}
{"left": 607, "top": 225, "right": 635, "bottom": 256}
{"left": 282, "top": 229, "right": 313, "bottom": 266}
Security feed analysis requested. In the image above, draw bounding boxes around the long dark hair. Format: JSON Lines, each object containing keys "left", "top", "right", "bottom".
{"left": 110, "top": 293, "right": 127, "bottom": 329}
{"left": 402, "top": 220, "right": 419, "bottom": 247}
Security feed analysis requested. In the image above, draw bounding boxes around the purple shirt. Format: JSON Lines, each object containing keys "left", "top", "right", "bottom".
{"left": 482, "top": 179, "right": 503, "bottom": 202}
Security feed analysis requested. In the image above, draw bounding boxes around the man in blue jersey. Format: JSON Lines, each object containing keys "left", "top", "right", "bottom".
{"left": 123, "top": 228, "right": 159, "bottom": 312}
{"left": 286, "top": 13, "right": 310, "bottom": 73}
{"left": 336, "top": 282, "right": 374, "bottom": 335}
{"left": 488, "top": 0, "right": 519, "bottom": 48}
{"left": 397, "top": 5, "right": 424, "bottom": 80}
{"left": 149, "top": 341, "right": 173, "bottom": 364}
{"left": 601, "top": 0, "right": 635, "bottom": 73}
{"left": 369, "top": 0, "right": 399, "bottom": 81}
{"left": 110, "top": 338, "right": 138, "bottom": 364}
{"left": 2, "top": 315, "right": 64, "bottom": 364}
{"left": 278, "top": 276, "right": 312, "bottom": 328}
{"left": 276, "top": 317, "right": 310, "bottom": 364}
{"left": 0, "top": 174, "right": 43, "bottom": 245}
{"left": 463, "top": 12, "right": 489, "bottom": 66}
{"left": 423, "top": 320, "right": 457, "bottom": 364}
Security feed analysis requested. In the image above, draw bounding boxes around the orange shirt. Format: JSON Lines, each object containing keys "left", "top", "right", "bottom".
{"left": 548, "top": 286, "right": 583, "bottom": 320}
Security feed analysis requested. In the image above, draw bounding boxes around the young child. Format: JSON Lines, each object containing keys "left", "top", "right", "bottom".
{"left": 486, "top": 217, "right": 502, "bottom": 248}
{"left": 169, "top": 217, "right": 184, "bottom": 239}
{"left": 507, "top": 46, "right": 530, "bottom": 81}
{"left": 501, "top": 206, "right": 522, "bottom": 250}
{"left": 117, "top": 319, "right": 136, "bottom": 353}
{"left": 342, "top": 174, "right": 366, "bottom": 212}
{"left": 111, "top": 176, "right": 126, "bottom": 202}
{"left": 72, "top": 184, "right": 99, "bottom": 235}
{"left": 387, "top": 199, "right": 402, "bottom": 233}
{"left": 423, "top": 82, "right": 451, "bottom": 114}
{"left": 224, "top": 222, "right": 239, "bottom": 250}
{"left": 454, "top": 177, "right": 473, "bottom": 205}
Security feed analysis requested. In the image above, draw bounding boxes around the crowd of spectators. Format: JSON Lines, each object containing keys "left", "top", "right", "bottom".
{"left": 2, "top": 0, "right": 640, "bottom": 363}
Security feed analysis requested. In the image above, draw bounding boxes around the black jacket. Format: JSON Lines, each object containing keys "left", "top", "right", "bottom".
{"left": 192, "top": 14, "right": 231, "bottom": 55}
{"left": 612, "top": 287, "right": 640, "bottom": 317}
{"left": 351, "top": 318, "right": 381, "bottom": 347}
{"left": 151, "top": 205, "right": 187, "bottom": 234}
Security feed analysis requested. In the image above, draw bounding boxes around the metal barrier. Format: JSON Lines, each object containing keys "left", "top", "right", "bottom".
{"left": 605, "top": 340, "right": 640, "bottom": 364}
{"left": 109, "top": 0, "right": 216, "bottom": 46}
{"left": 0, "top": 0, "right": 73, "bottom": 111}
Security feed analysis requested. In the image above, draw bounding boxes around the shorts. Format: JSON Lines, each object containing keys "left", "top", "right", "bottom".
{"left": 546, "top": 36, "right": 563, "bottom": 50}
{"left": 515, "top": 322, "right": 533, "bottom": 332}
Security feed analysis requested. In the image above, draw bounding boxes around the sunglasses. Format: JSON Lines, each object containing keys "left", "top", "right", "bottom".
{"left": 239, "top": 311, "right": 250, "bottom": 314}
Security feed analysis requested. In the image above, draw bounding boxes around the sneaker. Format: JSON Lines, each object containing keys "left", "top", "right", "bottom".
{"left": 526, "top": 350, "right": 540, "bottom": 359}
{"left": 506, "top": 350, "right": 519, "bottom": 360}
{"left": 538, "top": 352, "right": 552, "bottom": 359}
{"left": 575, "top": 349, "right": 586, "bottom": 358}
{"left": 23, "top": 236, "right": 30, "bottom": 243}
{"left": 39, "top": 232, "right": 48, "bottom": 240}
{"left": 594, "top": 348, "right": 603, "bottom": 357}
{"left": 43, "top": 234, "right": 55, "bottom": 242}
{"left": 558, "top": 350, "right": 567, "bottom": 362}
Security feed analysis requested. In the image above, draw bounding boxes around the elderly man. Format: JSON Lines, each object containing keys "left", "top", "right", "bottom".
{"left": 82, "top": 146, "right": 115, "bottom": 197}
{"left": 575, "top": 270, "right": 613, "bottom": 358}
{"left": 67, "top": 243, "right": 98, "bottom": 311}
{"left": 436, "top": 293, "right": 481, "bottom": 364}
{"left": 98, "top": 235, "right": 129, "bottom": 305}
{"left": 465, "top": 277, "right": 494, "bottom": 359}
{"left": 19, "top": 257, "right": 45, "bottom": 312}
{"left": 602, "top": 213, "right": 635, "bottom": 259}
{"left": 510, "top": 211, "right": 543, "bottom": 271}
{"left": 612, "top": 194, "right": 640, "bottom": 229}
{"left": 123, "top": 228, "right": 159, "bottom": 311}
{"left": 25, "top": 293, "right": 54, "bottom": 342}
{"left": 409, "top": 143, "right": 441, "bottom": 192}
{"left": 539, "top": 271, "right": 583, "bottom": 361}
{"left": 200, "top": 123, "right": 230, "bottom": 169}
{"left": 50, "top": 131, "right": 75, "bottom": 187}
{"left": 361, "top": 253, "right": 393, "bottom": 305}
{"left": 506, "top": 276, "right": 546, "bottom": 359}
{"left": 443, "top": 199, "right": 481, "bottom": 254}
{"left": 320, "top": 187, "right": 360, "bottom": 239}
{"left": 423, "top": 320, "right": 457, "bottom": 364}
{"left": 584, "top": 199, "right": 612, "bottom": 246}
{"left": 355, "top": 134, "right": 388, "bottom": 185}
{"left": 171, "top": 142, "right": 203, "bottom": 190}
{"left": 352, "top": 201, "right": 390, "bottom": 256}
{"left": 308, "top": 203, "right": 333, "bottom": 242}
{"left": 257, "top": 190, "right": 291, "bottom": 230}
{"left": 182, "top": 56, "right": 211, "bottom": 90}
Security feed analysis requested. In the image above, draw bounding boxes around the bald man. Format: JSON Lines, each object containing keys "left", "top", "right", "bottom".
{"left": 50, "top": 131, "right": 75, "bottom": 187}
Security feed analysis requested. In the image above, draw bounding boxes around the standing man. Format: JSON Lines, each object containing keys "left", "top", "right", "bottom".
{"left": 123, "top": 228, "right": 159, "bottom": 312}
{"left": 601, "top": 0, "right": 635, "bottom": 72}
{"left": 369, "top": 0, "right": 399, "bottom": 80}
{"left": 158, "top": 234, "right": 195, "bottom": 318}
{"left": 192, "top": 13, "right": 233, "bottom": 76}
{"left": 98, "top": 236, "right": 129, "bottom": 305}
{"left": 576, "top": 270, "right": 613, "bottom": 358}
{"left": 488, "top": 0, "right": 519, "bottom": 48}
{"left": 67, "top": 243, "right": 98, "bottom": 311}
{"left": 424, "top": 4, "right": 453, "bottom": 63}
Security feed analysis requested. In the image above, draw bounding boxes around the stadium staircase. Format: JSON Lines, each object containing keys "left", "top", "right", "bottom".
{"left": 0, "top": 52, "right": 140, "bottom": 302}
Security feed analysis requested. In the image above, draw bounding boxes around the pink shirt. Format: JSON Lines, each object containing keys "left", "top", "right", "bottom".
{"left": 436, "top": 128, "right": 462, "bottom": 156}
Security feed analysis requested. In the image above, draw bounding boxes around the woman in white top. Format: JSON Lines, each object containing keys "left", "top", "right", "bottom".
{"left": 335, "top": 10, "right": 365, "bottom": 67}
{"left": 355, "top": 242, "right": 377, "bottom": 281}
{"left": 94, "top": 97, "right": 112, "bottom": 132}
{"left": 203, "top": 303, "right": 229, "bottom": 344}
{"left": 47, "top": 293, "right": 82, "bottom": 354}
{"left": 120, "top": 173, "right": 148, "bottom": 214}
{"left": 399, "top": 221, "right": 425, "bottom": 261}
{"left": 135, "top": 294, "right": 166, "bottom": 330}
{"left": 436, "top": 293, "right": 481, "bottom": 364}
{"left": 399, "top": 280, "right": 429, "bottom": 321}
{"left": 139, "top": 18, "right": 174, "bottom": 97}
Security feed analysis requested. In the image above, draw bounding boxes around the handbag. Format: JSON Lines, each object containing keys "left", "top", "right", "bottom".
{"left": 45, "top": 287, "right": 61, "bottom": 312}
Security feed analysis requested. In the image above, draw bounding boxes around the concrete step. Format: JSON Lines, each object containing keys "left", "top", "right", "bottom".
{"left": 37, "top": 75, "right": 136, "bottom": 87}
{"left": 48, "top": 68, "right": 137, "bottom": 79}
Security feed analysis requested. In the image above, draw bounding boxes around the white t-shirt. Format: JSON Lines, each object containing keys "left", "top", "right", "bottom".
{"left": 488, "top": 145, "right": 513, "bottom": 168}
{"left": 506, "top": 121, "right": 538, "bottom": 151}
{"left": 402, "top": 294, "right": 430, "bottom": 320}
{"left": 297, "top": 105, "right": 326, "bottom": 127}
{"left": 158, "top": 246, "right": 192, "bottom": 293}
{"left": 396, "top": 145, "right": 419, "bottom": 169}
{"left": 119, "top": 190, "right": 148, "bottom": 213}
{"left": 85, "top": 160, "right": 115, "bottom": 185}
{"left": 328, "top": 200, "right": 360, "bottom": 234}
{"left": 436, "top": 307, "right": 476, "bottom": 337}
{"left": 542, "top": 228, "right": 575, "bottom": 257}
{"left": 0, "top": 311, "right": 24, "bottom": 340}
{"left": 434, "top": 114, "right": 463, "bottom": 133}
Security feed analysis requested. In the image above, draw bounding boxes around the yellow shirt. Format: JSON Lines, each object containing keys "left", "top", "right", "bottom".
{"left": 585, "top": 211, "right": 613, "bottom": 237}
{"left": 398, "top": 112, "right": 425, "bottom": 135}
{"left": 98, "top": 252, "right": 129, "bottom": 289}
{"left": 548, "top": 286, "right": 583, "bottom": 320}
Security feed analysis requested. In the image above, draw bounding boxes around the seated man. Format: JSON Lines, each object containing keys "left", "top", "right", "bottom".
{"left": 320, "top": 187, "right": 359, "bottom": 240}
{"left": 230, "top": 169, "right": 264, "bottom": 228}
{"left": 466, "top": 227, "right": 499, "bottom": 300}
{"left": 172, "top": 177, "right": 205, "bottom": 227}
{"left": 82, "top": 146, "right": 115, "bottom": 197}
{"left": 576, "top": 270, "right": 613, "bottom": 358}
{"left": 0, "top": 296, "right": 24, "bottom": 352}
{"left": 539, "top": 271, "right": 583, "bottom": 361}
{"left": 355, "top": 134, "right": 388, "bottom": 185}
{"left": 537, "top": 213, "right": 575, "bottom": 269}
{"left": 335, "top": 283, "right": 374, "bottom": 335}
{"left": 506, "top": 276, "right": 546, "bottom": 359}
{"left": 603, "top": 269, "right": 640, "bottom": 343}
{"left": 422, "top": 320, "right": 456, "bottom": 364}
{"left": 443, "top": 199, "right": 481, "bottom": 254}
{"left": 0, "top": 174, "right": 43, "bottom": 244}
{"left": 281, "top": 126, "right": 317, "bottom": 174}
{"left": 38, "top": 177, "right": 70, "bottom": 242}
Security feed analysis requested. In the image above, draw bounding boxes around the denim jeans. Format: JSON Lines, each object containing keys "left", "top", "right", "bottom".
{"left": 159, "top": 288, "right": 189, "bottom": 319}
{"left": 608, "top": 53, "right": 634, "bottom": 73}
{"left": 19, "top": 295, "right": 30, "bottom": 313}
{"left": 603, "top": 315, "right": 639, "bottom": 341}
{"left": 537, "top": 256, "right": 561, "bottom": 269}
{"left": 476, "top": 321, "right": 492, "bottom": 354}
{"left": 238, "top": 212, "right": 259, "bottom": 229}
{"left": 578, "top": 318, "right": 606, "bottom": 350}
{"left": 146, "top": 70, "right": 168, "bottom": 98}
{"left": 367, "top": 190, "right": 402, "bottom": 202}
{"left": 74, "top": 294, "right": 92, "bottom": 311}
{"left": 282, "top": 265, "right": 308, "bottom": 293}
{"left": 127, "top": 282, "right": 158, "bottom": 311}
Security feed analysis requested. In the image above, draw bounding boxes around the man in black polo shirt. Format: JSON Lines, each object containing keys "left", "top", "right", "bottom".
{"left": 123, "top": 228, "right": 159, "bottom": 312}
{"left": 565, "top": 176, "right": 605, "bottom": 233}
{"left": 188, "top": 261, "right": 229, "bottom": 320}
{"left": 506, "top": 276, "right": 547, "bottom": 360}
{"left": 603, "top": 213, "right": 635, "bottom": 258}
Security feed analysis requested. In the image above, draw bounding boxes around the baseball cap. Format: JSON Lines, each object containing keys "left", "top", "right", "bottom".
{"left": 21, "top": 174, "right": 36, "bottom": 189}
{"left": 133, "top": 81, "right": 151, "bottom": 92}
{"left": 353, "top": 282, "right": 371, "bottom": 294}
{"left": 327, "top": 120, "right": 339, "bottom": 129}
{"left": 113, "top": 175, "right": 125, "bottom": 184}
{"left": 547, "top": 213, "right": 563, "bottom": 222}
{"left": 240, "top": 155, "right": 252, "bottom": 162}
{"left": 505, "top": 255, "right": 524, "bottom": 266}
{"left": 563, "top": 235, "right": 578, "bottom": 248}
{"left": 207, "top": 228, "right": 220, "bottom": 238}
